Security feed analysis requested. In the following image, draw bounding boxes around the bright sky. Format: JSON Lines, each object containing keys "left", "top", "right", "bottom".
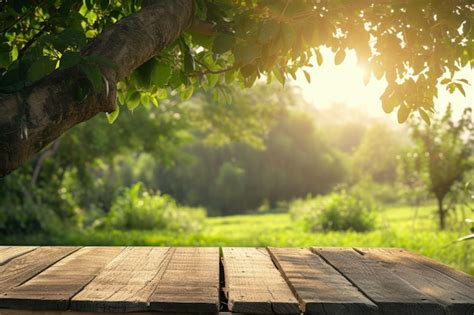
{"left": 293, "top": 46, "right": 473, "bottom": 123}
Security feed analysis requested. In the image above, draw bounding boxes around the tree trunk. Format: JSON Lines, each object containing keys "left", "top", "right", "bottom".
{"left": 437, "top": 196, "right": 446, "bottom": 230}
{"left": 0, "top": 0, "right": 193, "bottom": 177}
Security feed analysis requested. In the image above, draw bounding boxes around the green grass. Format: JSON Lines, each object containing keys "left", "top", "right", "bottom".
{"left": 3, "top": 204, "right": 472, "bottom": 274}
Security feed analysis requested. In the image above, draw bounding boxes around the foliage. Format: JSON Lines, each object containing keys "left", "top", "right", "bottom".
{"left": 0, "top": 166, "right": 80, "bottom": 236}
{"left": 290, "top": 191, "right": 378, "bottom": 232}
{"left": 155, "top": 107, "right": 346, "bottom": 214}
{"left": 0, "top": 101, "right": 193, "bottom": 232}
{"left": 352, "top": 124, "right": 404, "bottom": 183}
{"left": 410, "top": 106, "right": 474, "bottom": 229}
{"left": 0, "top": 0, "right": 471, "bottom": 123}
{"left": 105, "top": 183, "right": 206, "bottom": 232}
{"left": 396, "top": 149, "right": 430, "bottom": 206}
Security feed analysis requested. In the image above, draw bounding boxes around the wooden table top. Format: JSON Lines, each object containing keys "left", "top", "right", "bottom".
{"left": 0, "top": 246, "right": 473, "bottom": 315}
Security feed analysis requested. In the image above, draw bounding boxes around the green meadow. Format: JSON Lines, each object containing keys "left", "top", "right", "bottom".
{"left": 6, "top": 204, "right": 472, "bottom": 275}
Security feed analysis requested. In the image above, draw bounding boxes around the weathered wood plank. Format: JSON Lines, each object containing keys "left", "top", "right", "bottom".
{"left": 0, "top": 247, "right": 124, "bottom": 310}
{"left": 314, "top": 247, "right": 446, "bottom": 315}
{"left": 70, "top": 247, "right": 171, "bottom": 312}
{"left": 268, "top": 247, "right": 377, "bottom": 314}
{"left": 0, "top": 247, "right": 37, "bottom": 266}
{"left": 0, "top": 247, "right": 79, "bottom": 295}
{"left": 222, "top": 247, "right": 299, "bottom": 314}
{"left": 381, "top": 248, "right": 474, "bottom": 289}
{"left": 0, "top": 310, "right": 219, "bottom": 315}
{"left": 149, "top": 247, "right": 220, "bottom": 312}
{"left": 356, "top": 248, "right": 474, "bottom": 315}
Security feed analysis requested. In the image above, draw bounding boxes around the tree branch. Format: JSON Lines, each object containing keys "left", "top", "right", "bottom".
{"left": 0, "top": 0, "right": 194, "bottom": 177}
{"left": 30, "top": 137, "right": 62, "bottom": 186}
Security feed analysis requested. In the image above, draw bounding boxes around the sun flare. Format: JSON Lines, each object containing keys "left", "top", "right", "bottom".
{"left": 294, "top": 47, "right": 473, "bottom": 120}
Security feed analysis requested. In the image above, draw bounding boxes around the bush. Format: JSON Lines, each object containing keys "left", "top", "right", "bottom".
{"left": 0, "top": 175, "right": 80, "bottom": 236}
{"left": 290, "top": 191, "right": 378, "bottom": 232}
{"left": 104, "top": 183, "right": 206, "bottom": 232}
{"left": 349, "top": 178, "right": 404, "bottom": 205}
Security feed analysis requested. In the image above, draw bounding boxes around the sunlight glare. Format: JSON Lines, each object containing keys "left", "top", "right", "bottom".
{"left": 294, "top": 46, "right": 473, "bottom": 121}
{"left": 294, "top": 47, "right": 387, "bottom": 117}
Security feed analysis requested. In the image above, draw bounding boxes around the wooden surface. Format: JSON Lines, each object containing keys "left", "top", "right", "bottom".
{"left": 0, "top": 246, "right": 472, "bottom": 314}
{"left": 268, "top": 247, "right": 376, "bottom": 314}
{"left": 148, "top": 247, "right": 220, "bottom": 312}
{"left": 222, "top": 247, "right": 299, "bottom": 313}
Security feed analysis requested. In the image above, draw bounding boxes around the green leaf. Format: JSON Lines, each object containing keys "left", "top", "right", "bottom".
{"left": 454, "top": 83, "right": 466, "bottom": 97}
{"left": 233, "top": 43, "right": 261, "bottom": 65}
{"left": 180, "top": 38, "right": 195, "bottom": 73}
{"left": 258, "top": 20, "right": 280, "bottom": 44}
{"left": 315, "top": 49, "right": 323, "bottom": 66}
{"left": 206, "top": 73, "right": 219, "bottom": 88}
{"left": 397, "top": 104, "right": 411, "bottom": 123}
{"left": 440, "top": 78, "right": 451, "bottom": 85}
{"left": 213, "top": 34, "right": 234, "bottom": 54}
{"left": 240, "top": 64, "right": 256, "bottom": 78}
{"left": 272, "top": 67, "right": 285, "bottom": 86}
{"left": 106, "top": 106, "right": 120, "bottom": 124}
{"left": 418, "top": 108, "right": 430, "bottom": 125}
{"left": 190, "top": 32, "right": 214, "bottom": 49}
{"left": 151, "top": 62, "right": 172, "bottom": 88}
{"left": 85, "top": 0, "right": 94, "bottom": 10}
{"left": 140, "top": 93, "right": 150, "bottom": 107}
{"left": 193, "top": 0, "right": 208, "bottom": 20}
{"left": 334, "top": 49, "right": 346, "bottom": 65}
{"left": 155, "top": 88, "right": 168, "bottom": 99}
{"left": 151, "top": 96, "right": 159, "bottom": 108}
{"left": 126, "top": 91, "right": 140, "bottom": 111}
{"left": 281, "top": 24, "right": 296, "bottom": 49}
{"left": 100, "top": 0, "right": 110, "bottom": 10}
{"left": 183, "top": 51, "right": 195, "bottom": 73}
{"left": 27, "top": 57, "right": 56, "bottom": 82}
{"left": 180, "top": 85, "right": 194, "bottom": 101}
{"left": 60, "top": 51, "right": 81, "bottom": 69}
{"left": 303, "top": 70, "right": 311, "bottom": 83}
{"left": 168, "top": 70, "right": 186, "bottom": 89}
{"left": 79, "top": 63, "right": 104, "bottom": 93}
{"left": 132, "top": 58, "right": 154, "bottom": 89}
{"left": 53, "top": 28, "right": 87, "bottom": 52}
{"left": 0, "top": 43, "right": 10, "bottom": 68}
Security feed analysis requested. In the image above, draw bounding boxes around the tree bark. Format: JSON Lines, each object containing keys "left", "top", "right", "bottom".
{"left": 437, "top": 196, "right": 446, "bottom": 230}
{"left": 0, "top": 0, "right": 193, "bottom": 177}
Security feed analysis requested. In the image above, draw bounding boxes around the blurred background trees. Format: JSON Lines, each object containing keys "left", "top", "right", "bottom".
{"left": 1, "top": 82, "right": 472, "bottom": 273}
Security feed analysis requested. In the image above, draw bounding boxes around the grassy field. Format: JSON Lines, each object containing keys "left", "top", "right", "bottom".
{"left": 3, "top": 204, "right": 473, "bottom": 274}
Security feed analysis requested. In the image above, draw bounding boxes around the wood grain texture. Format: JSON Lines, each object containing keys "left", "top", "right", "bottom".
{"left": 356, "top": 248, "right": 474, "bottom": 315}
{"left": 314, "top": 247, "right": 446, "bottom": 315}
{"left": 0, "top": 247, "right": 79, "bottom": 295}
{"left": 149, "top": 247, "right": 220, "bottom": 312}
{"left": 0, "top": 247, "right": 37, "bottom": 266}
{"left": 222, "top": 247, "right": 299, "bottom": 314}
{"left": 383, "top": 248, "right": 474, "bottom": 289}
{"left": 0, "top": 247, "right": 124, "bottom": 310}
{"left": 268, "top": 247, "right": 377, "bottom": 314}
{"left": 70, "top": 247, "right": 170, "bottom": 312}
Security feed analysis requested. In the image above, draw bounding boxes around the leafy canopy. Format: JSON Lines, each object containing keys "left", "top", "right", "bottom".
{"left": 0, "top": 0, "right": 472, "bottom": 124}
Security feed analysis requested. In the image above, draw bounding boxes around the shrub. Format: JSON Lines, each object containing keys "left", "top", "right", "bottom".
{"left": 349, "top": 178, "right": 404, "bottom": 205}
{"left": 0, "top": 175, "right": 80, "bottom": 236}
{"left": 105, "top": 183, "right": 205, "bottom": 232}
{"left": 290, "top": 191, "right": 378, "bottom": 232}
